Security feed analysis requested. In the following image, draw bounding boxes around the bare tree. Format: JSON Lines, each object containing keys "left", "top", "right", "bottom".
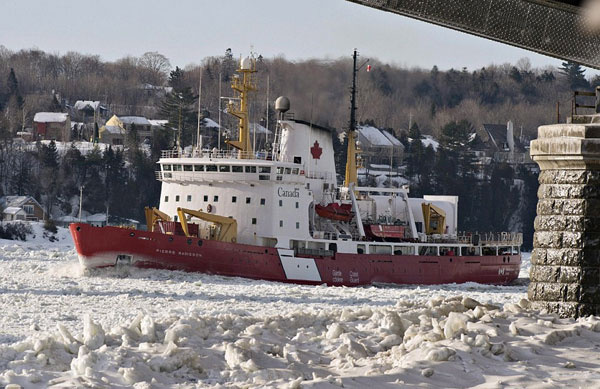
{"left": 139, "top": 51, "right": 171, "bottom": 85}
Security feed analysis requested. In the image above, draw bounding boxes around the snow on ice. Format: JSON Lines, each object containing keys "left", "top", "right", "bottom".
{"left": 1, "top": 225, "right": 600, "bottom": 387}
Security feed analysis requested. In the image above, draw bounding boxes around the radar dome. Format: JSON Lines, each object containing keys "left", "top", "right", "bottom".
{"left": 275, "top": 96, "right": 290, "bottom": 113}
{"left": 240, "top": 57, "right": 253, "bottom": 70}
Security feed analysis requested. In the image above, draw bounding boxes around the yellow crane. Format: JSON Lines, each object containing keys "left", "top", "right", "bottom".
{"left": 421, "top": 203, "right": 446, "bottom": 235}
{"left": 176, "top": 207, "right": 237, "bottom": 243}
{"left": 144, "top": 207, "right": 171, "bottom": 232}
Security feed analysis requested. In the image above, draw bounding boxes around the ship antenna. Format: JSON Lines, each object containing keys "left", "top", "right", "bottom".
{"left": 344, "top": 49, "right": 368, "bottom": 188}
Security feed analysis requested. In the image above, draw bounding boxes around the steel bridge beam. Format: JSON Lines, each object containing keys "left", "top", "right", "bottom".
{"left": 346, "top": 0, "right": 600, "bottom": 69}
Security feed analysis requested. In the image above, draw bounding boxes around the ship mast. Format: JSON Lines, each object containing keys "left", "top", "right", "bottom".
{"left": 344, "top": 50, "right": 360, "bottom": 188}
{"left": 226, "top": 57, "right": 257, "bottom": 159}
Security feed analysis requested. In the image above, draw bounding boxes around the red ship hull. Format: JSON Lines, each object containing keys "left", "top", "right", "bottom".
{"left": 70, "top": 223, "right": 521, "bottom": 286}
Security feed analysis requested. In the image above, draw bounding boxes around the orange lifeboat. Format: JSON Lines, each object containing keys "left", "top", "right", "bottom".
{"left": 315, "top": 203, "right": 354, "bottom": 222}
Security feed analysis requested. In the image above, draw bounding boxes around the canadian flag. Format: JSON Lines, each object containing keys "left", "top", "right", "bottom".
{"left": 366, "top": 64, "right": 372, "bottom": 72}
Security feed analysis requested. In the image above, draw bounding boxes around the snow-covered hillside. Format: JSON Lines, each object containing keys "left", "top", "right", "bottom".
{"left": 1, "top": 226, "right": 600, "bottom": 388}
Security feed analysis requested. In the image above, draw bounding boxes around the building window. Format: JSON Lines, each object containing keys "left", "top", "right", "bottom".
{"left": 252, "top": 218, "right": 257, "bottom": 225}
{"left": 232, "top": 196, "right": 237, "bottom": 203}
{"left": 164, "top": 196, "right": 169, "bottom": 202}
{"left": 280, "top": 220, "right": 283, "bottom": 227}
{"left": 203, "top": 195, "right": 208, "bottom": 202}
{"left": 260, "top": 198, "right": 265, "bottom": 205}
{"left": 279, "top": 200, "right": 283, "bottom": 207}
{"left": 175, "top": 195, "right": 180, "bottom": 202}
{"left": 295, "top": 202, "right": 299, "bottom": 209}
{"left": 296, "top": 222, "right": 300, "bottom": 229}
{"left": 24, "top": 205, "right": 34, "bottom": 215}
{"left": 213, "top": 195, "right": 219, "bottom": 202}
{"left": 187, "top": 195, "right": 192, "bottom": 202}
{"left": 246, "top": 197, "right": 251, "bottom": 204}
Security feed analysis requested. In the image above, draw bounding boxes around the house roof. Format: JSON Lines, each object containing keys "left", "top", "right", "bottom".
{"left": 249, "top": 122, "right": 272, "bottom": 135}
{"left": 102, "top": 125, "right": 125, "bottom": 135}
{"left": 74, "top": 101, "right": 102, "bottom": 111}
{"left": 1, "top": 196, "right": 42, "bottom": 209}
{"left": 33, "top": 112, "right": 69, "bottom": 123}
{"left": 203, "top": 118, "right": 221, "bottom": 128}
{"left": 358, "top": 125, "right": 393, "bottom": 147}
{"left": 381, "top": 130, "right": 403, "bottom": 148}
{"left": 3, "top": 207, "right": 25, "bottom": 215}
{"left": 120, "top": 116, "right": 151, "bottom": 126}
{"left": 148, "top": 119, "right": 169, "bottom": 127}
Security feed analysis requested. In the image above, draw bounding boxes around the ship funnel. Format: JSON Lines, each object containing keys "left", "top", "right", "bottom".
{"left": 275, "top": 96, "right": 290, "bottom": 113}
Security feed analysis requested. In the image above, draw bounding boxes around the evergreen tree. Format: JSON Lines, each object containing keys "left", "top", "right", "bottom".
{"left": 49, "top": 95, "right": 61, "bottom": 112}
{"left": 159, "top": 67, "right": 197, "bottom": 148}
{"left": 559, "top": 61, "right": 589, "bottom": 90}
{"left": 408, "top": 122, "right": 421, "bottom": 140}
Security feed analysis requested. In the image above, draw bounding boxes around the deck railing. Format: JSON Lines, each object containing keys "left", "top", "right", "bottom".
{"left": 161, "top": 149, "right": 281, "bottom": 161}
{"left": 457, "top": 232, "right": 523, "bottom": 246}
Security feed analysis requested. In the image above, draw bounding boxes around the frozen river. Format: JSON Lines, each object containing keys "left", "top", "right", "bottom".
{"left": 2, "top": 225, "right": 600, "bottom": 388}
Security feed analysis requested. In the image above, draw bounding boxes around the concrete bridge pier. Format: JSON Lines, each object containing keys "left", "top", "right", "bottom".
{"left": 530, "top": 120, "right": 600, "bottom": 317}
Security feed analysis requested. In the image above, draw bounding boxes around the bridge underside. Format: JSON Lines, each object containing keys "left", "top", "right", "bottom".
{"left": 346, "top": 0, "right": 600, "bottom": 69}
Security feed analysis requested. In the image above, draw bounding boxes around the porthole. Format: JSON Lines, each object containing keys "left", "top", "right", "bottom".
{"left": 187, "top": 238, "right": 192, "bottom": 245}
{"left": 169, "top": 237, "right": 174, "bottom": 242}
{"left": 129, "top": 232, "right": 135, "bottom": 237}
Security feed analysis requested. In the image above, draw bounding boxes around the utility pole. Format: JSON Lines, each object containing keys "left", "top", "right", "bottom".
{"left": 79, "top": 186, "right": 84, "bottom": 222}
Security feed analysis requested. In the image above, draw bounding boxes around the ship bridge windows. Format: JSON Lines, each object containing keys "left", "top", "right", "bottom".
{"left": 194, "top": 165, "right": 204, "bottom": 172}
{"left": 462, "top": 247, "right": 480, "bottom": 256}
{"left": 285, "top": 168, "right": 292, "bottom": 174}
{"left": 206, "top": 165, "right": 217, "bottom": 172}
{"left": 277, "top": 167, "right": 284, "bottom": 174}
{"left": 219, "top": 165, "right": 230, "bottom": 173}
{"left": 259, "top": 175, "right": 270, "bottom": 181}
{"left": 232, "top": 166, "right": 243, "bottom": 173}
{"left": 259, "top": 166, "right": 271, "bottom": 174}
{"left": 245, "top": 166, "right": 257, "bottom": 173}
{"left": 173, "top": 165, "right": 182, "bottom": 171}
{"left": 183, "top": 165, "right": 193, "bottom": 171}
{"left": 163, "top": 164, "right": 171, "bottom": 171}
{"left": 292, "top": 168, "right": 299, "bottom": 175}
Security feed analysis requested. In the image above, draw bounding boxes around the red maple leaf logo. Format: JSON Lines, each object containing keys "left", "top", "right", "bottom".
{"left": 310, "top": 141, "right": 322, "bottom": 159}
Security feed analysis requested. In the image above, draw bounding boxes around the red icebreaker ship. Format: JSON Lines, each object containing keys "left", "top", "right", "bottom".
{"left": 71, "top": 55, "right": 521, "bottom": 286}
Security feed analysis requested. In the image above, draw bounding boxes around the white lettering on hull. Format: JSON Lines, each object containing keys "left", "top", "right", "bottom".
{"left": 277, "top": 249, "right": 322, "bottom": 282}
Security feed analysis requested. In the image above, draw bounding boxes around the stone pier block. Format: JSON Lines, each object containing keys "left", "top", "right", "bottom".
{"left": 530, "top": 121, "right": 600, "bottom": 317}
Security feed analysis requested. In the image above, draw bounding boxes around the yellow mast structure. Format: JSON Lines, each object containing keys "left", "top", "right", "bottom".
{"left": 225, "top": 57, "right": 257, "bottom": 159}
{"left": 344, "top": 50, "right": 361, "bottom": 188}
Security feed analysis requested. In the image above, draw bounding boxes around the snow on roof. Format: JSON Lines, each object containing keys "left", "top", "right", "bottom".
{"left": 202, "top": 118, "right": 220, "bottom": 128}
{"left": 86, "top": 213, "right": 107, "bottom": 222}
{"left": 2, "top": 195, "right": 40, "bottom": 209}
{"left": 421, "top": 135, "right": 439, "bottom": 151}
{"left": 103, "top": 125, "right": 124, "bottom": 135}
{"left": 33, "top": 112, "right": 68, "bottom": 123}
{"left": 3, "top": 207, "right": 25, "bottom": 215}
{"left": 56, "top": 215, "right": 79, "bottom": 222}
{"left": 148, "top": 119, "right": 169, "bottom": 127}
{"left": 120, "top": 116, "right": 151, "bottom": 126}
{"left": 381, "top": 130, "right": 402, "bottom": 147}
{"left": 249, "top": 122, "right": 272, "bottom": 135}
{"left": 358, "top": 125, "right": 393, "bottom": 147}
{"left": 74, "top": 101, "right": 101, "bottom": 111}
